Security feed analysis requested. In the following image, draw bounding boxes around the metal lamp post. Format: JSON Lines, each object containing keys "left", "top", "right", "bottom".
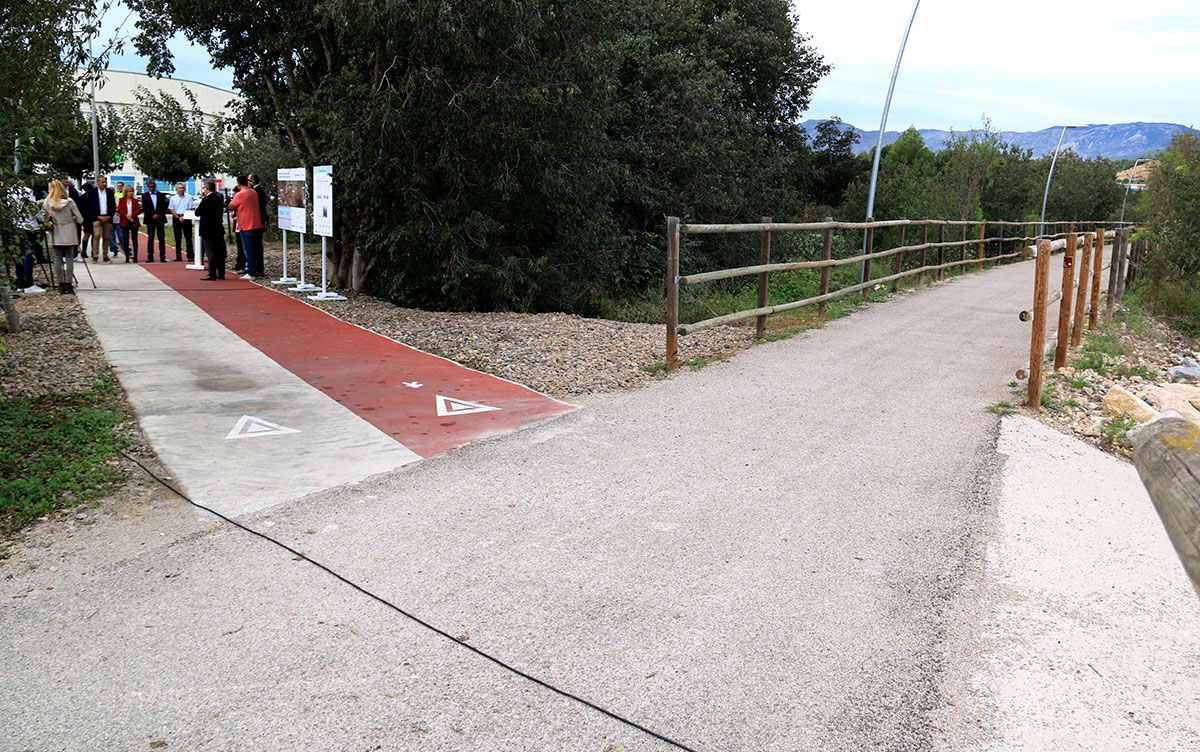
{"left": 861, "top": 0, "right": 922, "bottom": 284}
{"left": 1038, "top": 124, "right": 1077, "bottom": 238}
{"left": 1118, "top": 157, "right": 1146, "bottom": 227}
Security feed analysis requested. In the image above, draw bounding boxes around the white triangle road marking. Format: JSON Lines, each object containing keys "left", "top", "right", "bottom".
{"left": 225, "top": 415, "right": 302, "bottom": 440}
{"left": 435, "top": 394, "right": 501, "bottom": 417}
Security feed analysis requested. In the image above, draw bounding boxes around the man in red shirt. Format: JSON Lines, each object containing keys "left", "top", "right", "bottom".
{"left": 228, "top": 175, "right": 264, "bottom": 278}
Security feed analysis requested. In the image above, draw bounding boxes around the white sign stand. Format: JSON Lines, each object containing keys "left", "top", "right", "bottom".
{"left": 309, "top": 236, "right": 346, "bottom": 301}
{"left": 184, "top": 210, "right": 205, "bottom": 270}
{"left": 308, "top": 165, "right": 344, "bottom": 301}
{"left": 288, "top": 233, "right": 317, "bottom": 292}
{"left": 273, "top": 229, "right": 298, "bottom": 284}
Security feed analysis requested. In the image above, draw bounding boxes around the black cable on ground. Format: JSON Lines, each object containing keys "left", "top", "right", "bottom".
{"left": 118, "top": 449, "right": 698, "bottom": 752}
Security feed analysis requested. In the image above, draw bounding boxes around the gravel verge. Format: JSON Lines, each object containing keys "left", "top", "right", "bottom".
{"left": 1006, "top": 307, "right": 1200, "bottom": 458}
{"left": 0, "top": 290, "right": 188, "bottom": 558}
{"left": 255, "top": 239, "right": 755, "bottom": 398}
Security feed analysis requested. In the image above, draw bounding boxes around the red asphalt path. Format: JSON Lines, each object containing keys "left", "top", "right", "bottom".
{"left": 141, "top": 259, "right": 576, "bottom": 458}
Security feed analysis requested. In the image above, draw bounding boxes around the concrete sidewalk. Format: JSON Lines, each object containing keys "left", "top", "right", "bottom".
{"left": 5, "top": 247, "right": 1197, "bottom": 750}
{"left": 74, "top": 259, "right": 573, "bottom": 517}
{"left": 77, "top": 262, "right": 420, "bottom": 516}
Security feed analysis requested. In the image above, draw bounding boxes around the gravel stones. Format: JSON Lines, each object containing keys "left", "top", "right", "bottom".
{"left": 1016, "top": 311, "right": 1200, "bottom": 457}
{"left": 0, "top": 291, "right": 110, "bottom": 399}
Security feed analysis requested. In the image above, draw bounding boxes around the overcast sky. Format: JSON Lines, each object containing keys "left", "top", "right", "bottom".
{"left": 104, "top": 0, "right": 1197, "bottom": 132}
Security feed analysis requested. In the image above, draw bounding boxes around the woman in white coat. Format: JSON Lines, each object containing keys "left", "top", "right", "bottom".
{"left": 42, "top": 179, "right": 84, "bottom": 294}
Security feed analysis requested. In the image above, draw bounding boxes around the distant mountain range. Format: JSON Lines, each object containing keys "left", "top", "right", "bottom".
{"left": 799, "top": 120, "right": 1199, "bottom": 160}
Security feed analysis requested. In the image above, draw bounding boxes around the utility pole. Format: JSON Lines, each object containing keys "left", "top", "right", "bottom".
{"left": 1039, "top": 125, "right": 1077, "bottom": 238}
{"left": 862, "top": 0, "right": 922, "bottom": 284}
{"left": 89, "top": 37, "right": 100, "bottom": 180}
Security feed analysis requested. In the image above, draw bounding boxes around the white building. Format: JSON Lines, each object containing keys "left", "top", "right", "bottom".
{"left": 83, "top": 68, "right": 241, "bottom": 193}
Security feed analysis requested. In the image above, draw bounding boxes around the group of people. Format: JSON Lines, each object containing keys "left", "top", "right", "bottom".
{"left": 11, "top": 173, "right": 269, "bottom": 294}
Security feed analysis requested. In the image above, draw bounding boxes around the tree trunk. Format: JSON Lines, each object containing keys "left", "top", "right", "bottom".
{"left": 350, "top": 244, "right": 370, "bottom": 292}
{"left": 1, "top": 284, "right": 20, "bottom": 333}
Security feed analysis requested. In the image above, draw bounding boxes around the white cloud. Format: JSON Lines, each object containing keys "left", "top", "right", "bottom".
{"left": 795, "top": 0, "right": 1199, "bottom": 130}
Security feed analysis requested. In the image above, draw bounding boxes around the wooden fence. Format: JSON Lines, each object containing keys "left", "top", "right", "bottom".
{"left": 1133, "top": 417, "right": 1200, "bottom": 596}
{"left": 1023, "top": 227, "right": 1141, "bottom": 409}
{"left": 664, "top": 216, "right": 1125, "bottom": 370}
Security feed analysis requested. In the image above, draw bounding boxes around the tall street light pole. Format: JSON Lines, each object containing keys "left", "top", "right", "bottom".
{"left": 89, "top": 38, "right": 100, "bottom": 180}
{"left": 1118, "top": 157, "right": 1146, "bottom": 227}
{"left": 862, "top": 0, "right": 921, "bottom": 285}
{"left": 1039, "top": 124, "right": 1077, "bottom": 239}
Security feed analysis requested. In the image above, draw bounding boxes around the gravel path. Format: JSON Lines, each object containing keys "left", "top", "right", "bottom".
{"left": 256, "top": 240, "right": 752, "bottom": 398}
{"left": 2, "top": 250, "right": 1119, "bottom": 751}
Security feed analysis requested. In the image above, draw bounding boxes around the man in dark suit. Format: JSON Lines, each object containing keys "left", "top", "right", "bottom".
{"left": 248, "top": 173, "right": 269, "bottom": 229}
{"left": 82, "top": 176, "right": 116, "bottom": 262}
{"left": 196, "top": 180, "right": 227, "bottom": 280}
{"left": 141, "top": 179, "right": 170, "bottom": 262}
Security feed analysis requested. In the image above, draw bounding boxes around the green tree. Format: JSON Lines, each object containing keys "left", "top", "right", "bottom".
{"left": 130, "top": 0, "right": 829, "bottom": 311}
{"left": 121, "top": 86, "right": 221, "bottom": 184}
{"left": 980, "top": 143, "right": 1039, "bottom": 221}
{"left": 842, "top": 127, "right": 941, "bottom": 220}
{"left": 1, "top": 0, "right": 102, "bottom": 330}
{"left": 1139, "top": 133, "right": 1200, "bottom": 330}
{"left": 1042, "top": 151, "right": 1123, "bottom": 222}
{"left": 39, "top": 104, "right": 123, "bottom": 178}
{"left": 938, "top": 119, "right": 1005, "bottom": 220}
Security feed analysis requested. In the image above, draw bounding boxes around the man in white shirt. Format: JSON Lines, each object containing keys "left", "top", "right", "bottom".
{"left": 86, "top": 176, "right": 116, "bottom": 262}
{"left": 168, "top": 182, "right": 198, "bottom": 262}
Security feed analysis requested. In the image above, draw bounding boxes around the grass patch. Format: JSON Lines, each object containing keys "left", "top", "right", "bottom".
{"left": 1102, "top": 416, "right": 1138, "bottom": 449}
{"left": 1113, "top": 363, "right": 1156, "bottom": 380}
{"left": 1071, "top": 351, "right": 1108, "bottom": 374}
{"left": 640, "top": 360, "right": 668, "bottom": 375}
{"left": 1040, "top": 384, "right": 1065, "bottom": 412}
{"left": 1081, "top": 331, "right": 1130, "bottom": 358}
{"left": 989, "top": 400, "right": 1016, "bottom": 416}
{"left": 0, "top": 379, "right": 129, "bottom": 535}
{"left": 686, "top": 354, "right": 726, "bottom": 370}
{"left": 1060, "top": 374, "right": 1090, "bottom": 390}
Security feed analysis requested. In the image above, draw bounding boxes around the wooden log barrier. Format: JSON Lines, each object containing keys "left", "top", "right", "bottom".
{"left": 1133, "top": 417, "right": 1200, "bottom": 596}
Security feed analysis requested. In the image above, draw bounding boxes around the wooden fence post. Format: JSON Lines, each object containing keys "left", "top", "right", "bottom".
{"left": 665, "top": 216, "right": 680, "bottom": 371}
{"left": 891, "top": 225, "right": 905, "bottom": 293}
{"left": 1106, "top": 227, "right": 1120, "bottom": 313}
{"left": 1088, "top": 229, "right": 1104, "bottom": 330}
{"left": 918, "top": 222, "right": 929, "bottom": 285}
{"left": 959, "top": 223, "right": 968, "bottom": 271}
{"left": 1133, "top": 417, "right": 1200, "bottom": 596}
{"left": 1115, "top": 227, "right": 1131, "bottom": 301}
{"left": 977, "top": 221, "right": 986, "bottom": 268}
{"left": 862, "top": 224, "right": 874, "bottom": 300}
{"left": 756, "top": 216, "right": 771, "bottom": 338}
{"left": 818, "top": 219, "right": 833, "bottom": 318}
{"left": 937, "top": 224, "right": 946, "bottom": 282}
{"left": 1054, "top": 232, "right": 1077, "bottom": 370}
{"left": 1070, "top": 232, "right": 1093, "bottom": 347}
{"left": 1027, "top": 239, "right": 1052, "bottom": 410}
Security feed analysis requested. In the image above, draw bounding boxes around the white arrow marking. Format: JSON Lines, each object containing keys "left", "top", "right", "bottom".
{"left": 435, "top": 395, "right": 501, "bottom": 417}
{"left": 402, "top": 381, "right": 423, "bottom": 389}
{"left": 225, "top": 415, "right": 302, "bottom": 440}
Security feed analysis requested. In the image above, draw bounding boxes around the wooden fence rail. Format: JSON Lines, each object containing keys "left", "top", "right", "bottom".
{"left": 1133, "top": 417, "right": 1200, "bottom": 596}
{"left": 664, "top": 216, "right": 1128, "bottom": 369}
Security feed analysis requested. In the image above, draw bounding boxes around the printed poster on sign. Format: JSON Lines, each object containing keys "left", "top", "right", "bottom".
{"left": 276, "top": 167, "right": 307, "bottom": 233}
{"left": 313, "top": 165, "right": 333, "bottom": 237}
